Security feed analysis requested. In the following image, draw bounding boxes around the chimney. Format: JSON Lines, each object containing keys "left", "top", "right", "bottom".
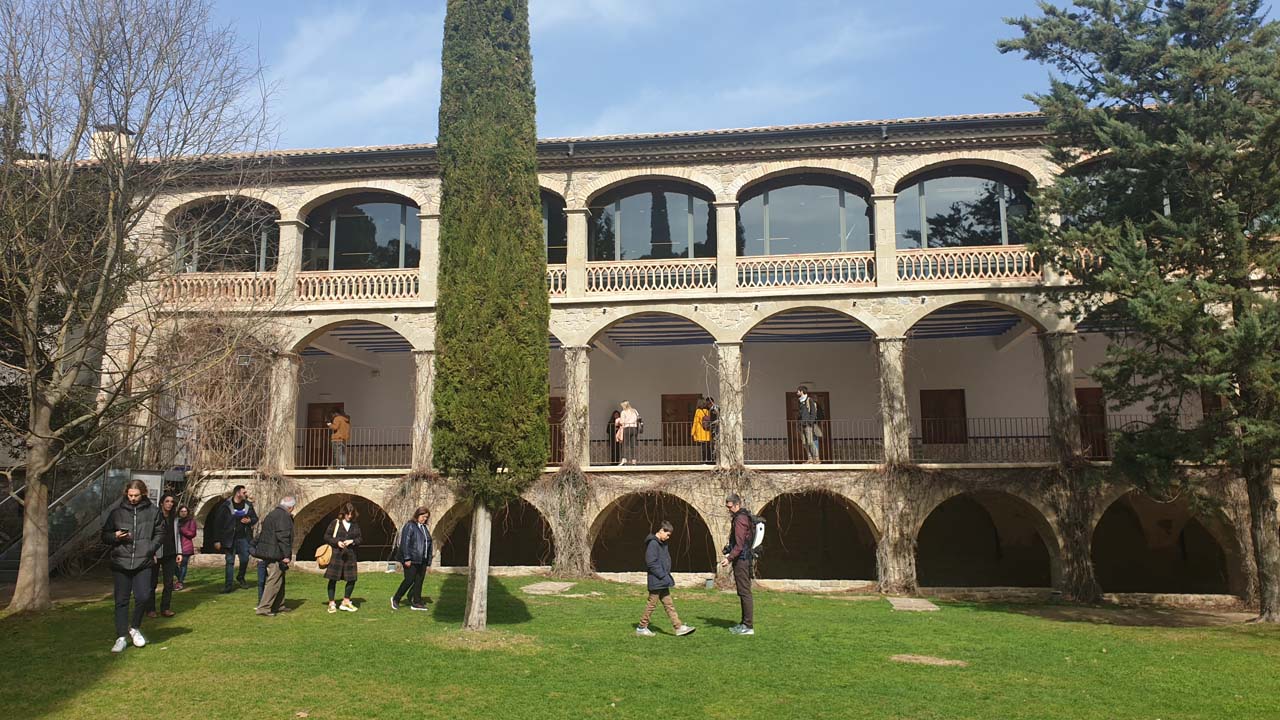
{"left": 89, "top": 123, "right": 135, "bottom": 161}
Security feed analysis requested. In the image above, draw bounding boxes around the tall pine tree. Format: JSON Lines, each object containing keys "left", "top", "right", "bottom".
{"left": 434, "top": 0, "right": 549, "bottom": 630}
{"left": 1003, "top": 0, "right": 1280, "bottom": 621}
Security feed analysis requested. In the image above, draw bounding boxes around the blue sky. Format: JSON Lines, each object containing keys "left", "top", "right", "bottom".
{"left": 214, "top": 0, "right": 1054, "bottom": 150}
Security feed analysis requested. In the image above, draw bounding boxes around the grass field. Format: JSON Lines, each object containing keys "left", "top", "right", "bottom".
{"left": 2, "top": 568, "right": 1278, "bottom": 720}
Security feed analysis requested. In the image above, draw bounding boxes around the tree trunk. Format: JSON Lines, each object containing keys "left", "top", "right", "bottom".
{"left": 1050, "top": 470, "right": 1102, "bottom": 603}
{"left": 1243, "top": 459, "right": 1279, "bottom": 621}
{"left": 8, "top": 431, "right": 53, "bottom": 612}
{"left": 462, "top": 501, "right": 492, "bottom": 630}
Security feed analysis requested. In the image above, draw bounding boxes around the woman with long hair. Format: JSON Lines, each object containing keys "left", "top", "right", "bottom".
{"left": 692, "top": 398, "right": 713, "bottom": 464}
{"left": 391, "top": 506, "right": 433, "bottom": 611}
{"left": 323, "top": 502, "right": 362, "bottom": 613}
{"left": 616, "top": 401, "right": 640, "bottom": 466}
{"left": 144, "top": 493, "right": 181, "bottom": 617}
{"left": 175, "top": 504, "right": 197, "bottom": 590}
{"left": 100, "top": 479, "right": 165, "bottom": 653}
{"left": 606, "top": 409, "right": 622, "bottom": 465}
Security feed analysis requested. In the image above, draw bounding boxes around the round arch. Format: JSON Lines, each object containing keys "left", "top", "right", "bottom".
{"left": 161, "top": 192, "right": 283, "bottom": 228}
{"left": 895, "top": 297, "right": 1064, "bottom": 338}
{"left": 589, "top": 491, "right": 716, "bottom": 572}
{"left": 879, "top": 151, "right": 1051, "bottom": 195}
{"left": 294, "top": 493, "right": 398, "bottom": 562}
{"left": 436, "top": 498, "right": 555, "bottom": 567}
{"left": 291, "top": 181, "right": 433, "bottom": 223}
{"left": 288, "top": 318, "right": 421, "bottom": 355}
{"left": 755, "top": 490, "right": 878, "bottom": 580}
{"left": 915, "top": 490, "right": 1060, "bottom": 588}
{"left": 738, "top": 305, "right": 879, "bottom": 343}
{"left": 734, "top": 164, "right": 875, "bottom": 200}
{"left": 195, "top": 492, "right": 232, "bottom": 553}
{"left": 579, "top": 308, "right": 723, "bottom": 348}
{"left": 576, "top": 169, "right": 721, "bottom": 207}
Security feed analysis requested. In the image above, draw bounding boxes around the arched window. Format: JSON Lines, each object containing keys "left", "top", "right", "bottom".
{"left": 737, "top": 174, "right": 872, "bottom": 256}
{"left": 171, "top": 199, "right": 280, "bottom": 273}
{"left": 895, "top": 166, "right": 1031, "bottom": 249}
{"left": 302, "top": 193, "right": 421, "bottom": 271}
{"left": 588, "top": 180, "right": 716, "bottom": 262}
{"left": 542, "top": 190, "right": 567, "bottom": 264}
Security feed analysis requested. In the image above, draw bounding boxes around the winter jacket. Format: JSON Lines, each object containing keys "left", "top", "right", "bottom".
{"left": 100, "top": 496, "right": 165, "bottom": 572}
{"left": 644, "top": 533, "right": 675, "bottom": 591}
{"left": 797, "top": 396, "right": 820, "bottom": 425}
{"left": 251, "top": 506, "right": 294, "bottom": 562}
{"left": 725, "top": 510, "right": 753, "bottom": 563}
{"left": 178, "top": 517, "right": 197, "bottom": 556}
{"left": 322, "top": 519, "right": 361, "bottom": 581}
{"left": 328, "top": 414, "right": 350, "bottom": 442}
{"left": 692, "top": 408, "right": 712, "bottom": 443}
{"left": 157, "top": 511, "right": 180, "bottom": 559}
{"left": 214, "top": 498, "right": 259, "bottom": 547}
{"left": 399, "top": 521, "right": 433, "bottom": 565}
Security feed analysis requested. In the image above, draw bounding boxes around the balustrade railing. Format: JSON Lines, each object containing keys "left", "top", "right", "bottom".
{"left": 546, "top": 265, "right": 568, "bottom": 296}
{"left": 911, "top": 416, "right": 1053, "bottom": 463}
{"left": 160, "top": 272, "right": 276, "bottom": 303}
{"left": 897, "top": 245, "right": 1041, "bottom": 283}
{"left": 294, "top": 426, "right": 411, "bottom": 469}
{"left": 585, "top": 259, "right": 717, "bottom": 294}
{"left": 295, "top": 269, "right": 419, "bottom": 302}
{"left": 736, "top": 252, "right": 875, "bottom": 290}
{"left": 744, "top": 419, "right": 884, "bottom": 464}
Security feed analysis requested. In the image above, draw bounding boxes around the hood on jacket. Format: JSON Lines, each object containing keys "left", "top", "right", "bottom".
{"left": 119, "top": 495, "right": 153, "bottom": 511}
{"left": 644, "top": 533, "right": 665, "bottom": 546}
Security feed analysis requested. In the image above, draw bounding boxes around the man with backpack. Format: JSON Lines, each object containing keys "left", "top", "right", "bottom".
{"left": 719, "top": 493, "right": 755, "bottom": 635}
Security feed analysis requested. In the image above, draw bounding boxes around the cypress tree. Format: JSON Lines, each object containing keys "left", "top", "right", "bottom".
{"left": 434, "top": 0, "right": 549, "bottom": 630}
{"left": 1003, "top": 0, "right": 1280, "bottom": 621}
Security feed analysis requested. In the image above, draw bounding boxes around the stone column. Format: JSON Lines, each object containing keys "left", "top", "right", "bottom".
{"left": 274, "top": 220, "right": 306, "bottom": 302}
{"left": 264, "top": 351, "right": 301, "bottom": 473}
{"left": 562, "top": 345, "right": 591, "bottom": 468}
{"left": 411, "top": 350, "right": 436, "bottom": 470}
{"left": 565, "top": 208, "right": 589, "bottom": 299}
{"left": 418, "top": 213, "right": 440, "bottom": 303}
{"left": 871, "top": 194, "right": 898, "bottom": 288}
{"left": 875, "top": 336, "right": 912, "bottom": 465}
{"left": 715, "top": 341, "right": 745, "bottom": 467}
{"left": 1037, "top": 331, "right": 1082, "bottom": 461}
{"left": 713, "top": 201, "right": 738, "bottom": 293}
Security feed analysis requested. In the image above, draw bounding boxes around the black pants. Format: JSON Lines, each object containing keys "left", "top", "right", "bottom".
{"left": 327, "top": 578, "right": 356, "bottom": 602}
{"left": 112, "top": 567, "right": 152, "bottom": 637}
{"left": 734, "top": 558, "right": 754, "bottom": 628}
{"left": 394, "top": 562, "right": 427, "bottom": 605}
{"left": 145, "top": 555, "right": 177, "bottom": 613}
{"left": 699, "top": 439, "right": 713, "bottom": 463}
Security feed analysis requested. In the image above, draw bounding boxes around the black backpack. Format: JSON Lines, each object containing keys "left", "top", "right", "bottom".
{"left": 725, "top": 510, "right": 767, "bottom": 560}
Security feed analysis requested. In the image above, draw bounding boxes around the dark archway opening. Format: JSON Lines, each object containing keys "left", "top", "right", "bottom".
{"left": 298, "top": 496, "right": 397, "bottom": 562}
{"left": 1091, "top": 494, "right": 1230, "bottom": 593}
{"left": 591, "top": 493, "right": 715, "bottom": 572}
{"left": 439, "top": 498, "right": 555, "bottom": 566}
{"left": 198, "top": 495, "right": 230, "bottom": 553}
{"left": 756, "top": 491, "right": 877, "bottom": 579}
{"left": 916, "top": 493, "right": 1052, "bottom": 587}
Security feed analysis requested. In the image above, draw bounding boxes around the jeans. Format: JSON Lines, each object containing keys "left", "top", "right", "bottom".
{"left": 257, "top": 560, "right": 268, "bottom": 602}
{"left": 256, "top": 560, "right": 287, "bottom": 615}
{"left": 621, "top": 426, "right": 638, "bottom": 461}
{"left": 112, "top": 567, "right": 152, "bottom": 637}
{"left": 224, "top": 537, "right": 250, "bottom": 590}
{"left": 394, "top": 562, "right": 427, "bottom": 605}
{"left": 733, "top": 558, "right": 754, "bottom": 628}
{"left": 176, "top": 553, "right": 191, "bottom": 584}
{"left": 801, "top": 424, "right": 820, "bottom": 461}
{"left": 331, "top": 440, "right": 347, "bottom": 467}
{"left": 145, "top": 555, "right": 177, "bottom": 613}
{"left": 639, "top": 588, "right": 682, "bottom": 630}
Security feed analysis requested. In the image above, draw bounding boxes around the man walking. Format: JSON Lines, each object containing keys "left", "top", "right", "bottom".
{"left": 796, "top": 386, "right": 821, "bottom": 464}
{"left": 253, "top": 496, "right": 296, "bottom": 617}
{"left": 636, "top": 521, "right": 696, "bottom": 637}
{"left": 391, "top": 506, "right": 434, "bottom": 611}
{"left": 719, "top": 493, "right": 754, "bottom": 635}
{"left": 213, "top": 485, "right": 258, "bottom": 593}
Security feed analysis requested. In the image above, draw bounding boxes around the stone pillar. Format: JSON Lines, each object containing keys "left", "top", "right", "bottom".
{"left": 275, "top": 220, "right": 306, "bottom": 302}
{"left": 1037, "top": 331, "right": 1082, "bottom": 461}
{"left": 264, "top": 351, "right": 301, "bottom": 473}
{"left": 875, "top": 336, "right": 912, "bottom": 465}
{"left": 418, "top": 213, "right": 440, "bottom": 303}
{"left": 565, "top": 208, "right": 589, "bottom": 298}
{"left": 713, "top": 201, "right": 738, "bottom": 293}
{"left": 871, "top": 194, "right": 898, "bottom": 288}
{"left": 562, "top": 345, "right": 591, "bottom": 468}
{"left": 715, "top": 342, "right": 745, "bottom": 467}
{"left": 411, "top": 350, "right": 436, "bottom": 470}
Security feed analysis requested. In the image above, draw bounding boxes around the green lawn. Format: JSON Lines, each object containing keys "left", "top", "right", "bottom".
{"left": 3, "top": 569, "right": 1278, "bottom": 720}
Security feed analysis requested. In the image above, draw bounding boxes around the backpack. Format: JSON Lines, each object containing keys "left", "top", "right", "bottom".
{"left": 637, "top": 416, "right": 645, "bottom": 435}
{"left": 725, "top": 509, "right": 767, "bottom": 561}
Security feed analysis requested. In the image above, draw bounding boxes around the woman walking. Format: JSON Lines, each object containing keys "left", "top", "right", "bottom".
{"left": 606, "top": 410, "right": 622, "bottom": 465}
{"left": 391, "top": 506, "right": 433, "bottom": 611}
{"left": 692, "top": 398, "right": 714, "bottom": 464}
{"left": 100, "top": 479, "right": 165, "bottom": 653}
{"left": 176, "top": 504, "right": 197, "bottom": 589}
{"left": 144, "top": 494, "right": 181, "bottom": 617}
{"left": 324, "top": 503, "right": 362, "bottom": 613}
{"left": 616, "top": 401, "right": 640, "bottom": 466}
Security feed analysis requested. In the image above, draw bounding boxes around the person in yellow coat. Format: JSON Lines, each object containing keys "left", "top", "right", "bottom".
{"left": 692, "top": 398, "right": 713, "bottom": 464}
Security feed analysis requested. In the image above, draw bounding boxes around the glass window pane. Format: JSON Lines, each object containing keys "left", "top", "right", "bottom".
{"left": 543, "top": 193, "right": 567, "bottom": 264}
{"left": 895, "top": 190, "right": 923, "bottom": 249}
{"left": 738, "top": 196, "right": 766, "bottom": 256}
{"left": 589, "top": 182, "right": 713, "bottom": 261}
{"left": 768, "top": 184, "right": 839, "bottom": 254}
{"left": 922, "top": 176, "right": 1002, "bottom": 247}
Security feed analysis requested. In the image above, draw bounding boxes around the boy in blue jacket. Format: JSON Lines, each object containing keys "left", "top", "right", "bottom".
{"left": 636, "top": 521, "right": 696, "bottom": 637}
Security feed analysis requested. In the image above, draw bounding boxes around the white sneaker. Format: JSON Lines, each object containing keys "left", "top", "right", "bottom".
{"left": 339, "top": 601, "right": 358, "bottom": 612}
{"left": 675, "top": 625, "right": 696, "bottom": 636}
{"left": 635, "top": 626, "right": 655, "bottom": 637}
{"left": 111, "top": 637, "right": 128, "bottom": 653}
{"left": 128, "top": 628, "right": 146, "bottom": 647}
{"left": 737, "top": 627, "right": 754, "bottom": 636}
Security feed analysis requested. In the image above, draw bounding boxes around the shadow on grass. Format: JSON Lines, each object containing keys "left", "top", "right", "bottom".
{"left": 432, "top": 572, "right": 532, "bottom": 625}
{"left": 697, "top": 615, "right": 740, "bottom": 629}
{"left": 961, "top": 600, "right": 1257, "bottom": 628}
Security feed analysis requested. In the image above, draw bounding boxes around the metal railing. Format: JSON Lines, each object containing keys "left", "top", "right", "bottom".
{"left": 295, "top": 268, "right": 420, "bottom": 302}
{"left": 294, "top": 426, "right": 412, "bottom": 469}
{"left": 743, "top": 419, "right": 884, "bottom": 464}
{"left": 585, "top": 258, "right": 717, "bottom": 294}
{"left": 548, "top": 423, "right": 565, "bottom": 466}
{"left": 589, "top": 421, "right": 717, "bottom": 466}
{"left": 897, "top": 245, "right": 1041, "bottom": 283}
{"left": 911, "top": 416, "right": 1054, "bottom": 463}
{"left": 736, "top": 252, "right": 875, "bottom": 290}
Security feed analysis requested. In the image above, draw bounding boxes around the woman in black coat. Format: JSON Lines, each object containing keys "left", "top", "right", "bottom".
{"left": 100, "top": 479, "right": 165, "bottom": 653}
{"left": 323, "top": 502, "right": 362, "bottom": 613}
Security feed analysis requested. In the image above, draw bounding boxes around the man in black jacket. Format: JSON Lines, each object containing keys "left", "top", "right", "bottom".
{"left": 214, "top": 485, "right": 258, "bottom": 593}
{"left": 252, "top": 496, "right": 296, "bottom": 617}
{"left": 100, "top": 480, "right": 165, "bottom": 652}
{"left": 719, "top": 493, "right": 755, "bottom": 635}
{"left": 636, "top": 521, "right": 695, "bottom": 637}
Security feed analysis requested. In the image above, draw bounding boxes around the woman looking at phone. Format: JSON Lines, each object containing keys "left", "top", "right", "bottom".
{"left": 100, "top": 479, "right": 165, "bottom": 653}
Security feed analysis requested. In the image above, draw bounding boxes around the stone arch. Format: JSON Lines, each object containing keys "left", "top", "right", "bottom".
{"left": 731, "top": 160, "right": 876, "bottom": 199}
{"left": 294, "top": 493, "right": 398, "bottom": 562}
{"left": 1091, "top": 491, "right": 1241, "bottom": 595}
{"left": 159, "top": 191, "right": 283, "bottom": 228}
{"left": 575, "top": 167, "right": 722, "bottom": 207}
{"left": 287, "top": 316, "right": 423, "bottom": 355}
{"left": 877, "top": 149, "right": 1053, "bottom": 195}
{"left": 755, "top": 489, "right": 878, "bottom": 580}
{"left": 893, "top": 295, "right": 1066, "bottom": 338}
{"left": 195, "top": 492, "right": 232, "bottom": 553}
{"left": 578, "top": 308, "right": 725, "bottom": 348}
{"left": 436, "top": 497, "right": 555, "bottom": 567}
{"left": 589, "top": 491, "right": 717, "bottom": 572}
{"left": 290, "top": 180, "right": 434, "bottom": 223}
{"left": 736, "top": 304, "right": 880, "bottom": 343}
{"left": 915, "top": 490, "right": 1060, "bottom": 588}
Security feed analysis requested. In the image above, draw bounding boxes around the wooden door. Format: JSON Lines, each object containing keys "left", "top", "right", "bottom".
{"left": 1075, "top": 387, "right": 1108, "bottom": 459}
{"left": 920, "top": 389, "right": 967, "bottom": 445}
{"left": 785, "top": 391, "right": 832, "bottom": 463}
{"left": 304, "top": 402, "right": 344, "bottom": 468}
{"left": 661, "top": 394, "right": 700, "bottom": 447}
{"left": 549, "top": 397, "right": 565, "bottom": 464}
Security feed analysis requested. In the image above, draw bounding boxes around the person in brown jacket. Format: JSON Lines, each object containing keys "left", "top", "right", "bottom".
{"left": 327, "top": 410, "right": 351, "bottom": 469}
{"left": 719, "top": 493, "right": 755, "bottom": 635}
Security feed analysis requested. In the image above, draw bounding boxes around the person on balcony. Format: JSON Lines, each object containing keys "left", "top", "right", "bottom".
{"left": 327, "top": 411, "right": 351, "bottom": 469}
{"left": 391, "top": 506, "right": 433, "bottom": 611}
{"left": 797, "top": 386, "right": 822, "bottom": 464}
{"left": 692, "top": 399, "right": 714, "bottom": 464}
{"left": 706, "top": 397, "right": 721, "bottom": 462}
{"left": 213, "top": 485, "right": 258, "bottom": 594}
{"left": 324, "top": 502, "right": 362, "bottom": 613}
{"left": 616, "top": 401, "right": 640, "bottom": 466}
{"left": 606, "top": 410, "right": 622, "bottom": 465}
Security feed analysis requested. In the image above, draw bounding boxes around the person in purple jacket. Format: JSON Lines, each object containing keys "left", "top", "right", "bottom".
{"left": 719, "top": 493, "right": 755, "bottom": 635}
{"left": 175, "top": 505, "right": 197, "bottom": 590}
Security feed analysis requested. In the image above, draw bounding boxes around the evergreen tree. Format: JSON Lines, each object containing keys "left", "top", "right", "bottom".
{"left": 1002, "top": 0, "right": 1280, "bottom": 621}
{"left": 434, "top": 0, "right": 549, "bottom": 630}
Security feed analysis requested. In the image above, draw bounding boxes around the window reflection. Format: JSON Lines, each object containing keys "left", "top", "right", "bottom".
{"left": 895, "top": 167, "right": 1031, "bottom": 249}
{"left": 542, "top": 191, "right": 567, "bottom": 264}
{"left": 171, "top": 199, "right": 280, "bottom": 273}
{"left": 737, "top": 174, "right": 872, "bottom": 255}
{"left": 588, "top": 181, "right": 716, "bottom": 261}
{"left": 302, "top": 193, "right": 421, "bottom": 271}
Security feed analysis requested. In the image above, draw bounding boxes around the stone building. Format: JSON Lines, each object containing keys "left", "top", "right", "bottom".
{"left": 145, "top": 111, "right": 1263, "bottom": 603}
